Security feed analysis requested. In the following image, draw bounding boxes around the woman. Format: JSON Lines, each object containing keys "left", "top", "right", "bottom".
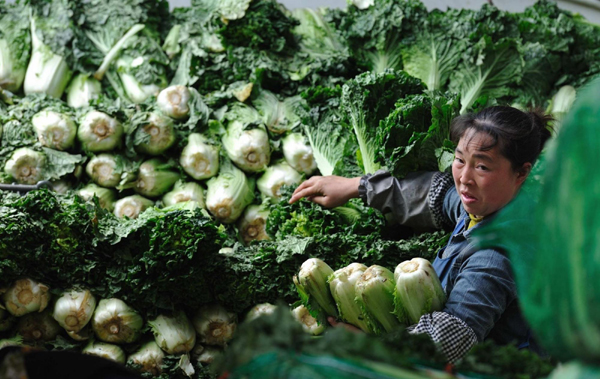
{"left": 289, "top": 106, "right": 553, "bottom": 362}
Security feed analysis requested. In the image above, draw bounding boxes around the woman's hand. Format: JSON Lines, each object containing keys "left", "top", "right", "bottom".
{"left": 289, "top": 176, "right": 361, "bottom": 208}
{"left": 327, "top": 316, "right": 362, "bottom": 333}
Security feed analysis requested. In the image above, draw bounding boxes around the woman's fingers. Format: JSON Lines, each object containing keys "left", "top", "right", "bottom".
{"left": 328, "top": 316, "right": 361, "bottom": 333}
{"left": 289, "top": 177, "right": 321, "bottom": 204}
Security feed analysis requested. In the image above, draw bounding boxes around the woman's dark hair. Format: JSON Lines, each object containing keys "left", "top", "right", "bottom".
{"left": 450, "top": 106, "right": 554, "bottom": 171}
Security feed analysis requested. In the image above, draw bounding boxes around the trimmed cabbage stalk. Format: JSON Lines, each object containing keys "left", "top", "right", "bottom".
{"left": 0, "top": 309, "right": 15, "bottom": 332}
{"left": 245, "top": 303, "right": 277, "bottom": 322}
{"left": 32, "top": 110, "right": 77, "bottom": 151}
{"left": 394, "top": 258, "right": 446, "bottom": 325}
{"left": 157, "top": 85, "right": 191, "bottom": 120}
{"left": 78, "top": 110, "right": 123, "bottom": 152}
{"left": 134, "top": 112, "right": 176, "bottom": 155}
{"left": 24, "top": 18, "right": 72, "bottom": 98}
{"left": 67, "top": 326, "right": 92, "bottom": 341}
{"left": 83, "top": 341, "right": 126, "bottom": 363}
{"left": 355, "top": 265, "right": 400, "bottom": 335}
{"left": 179, "top": 133, "right": 220, "bottom": 180}
{"left": 237, "top": 204, "right": 270, "bottom": 244}
{"left": 127, "top": 341, "right": 165, "bottom": 376}
{"left": 114, "top": 195, "right": 154, "bottom": 219}
{"left": 52, "top": 289, "right": 97, "bottom": 333}
{"left": 282, "top": 133, "right": 317, "bottom": 175}
{"left": 196, "top": 346, "right": 223, "bottom": 365}
{"left": 205, "top": 159, "right": 254, "bottom": 224}
{"left": 134, "top": 159, "right": 180, "bottom": 198}
{"left": 2, "top": 278, "right": 50, "bottom": 317}
{"left": 292, "top": 305, "right": 325, "bottom": 336}
{"left": 222, "top": 106, "right": 271, "bottom": 173}
{"left": 91, "top": 298, "right": 143, "bottom": 344}
{"left": 294, "top": 258, "right": 338, "bottom": 320}
{"left": 17, "top": 309, "right": 61, "bottom": 342}
{"left": 193, "top": 304, "right": 237, "bottom": 347}
{"left": 85, "top": 154, "right": 122, "bottom": 188}
{"left": 162, "top": 181, "right": 205, "bottom": 209}
{"left": 257, "top": 162, "right": 301, "bottom": 199}
{"left": 328, "top": 263, "right": 371, "bottom": 333}
{"left": 67, "top": 74, "right": 102, "bottom": 108}
{"left": 148, "top": 311, "right": 196, "bottom": 355}
{"left": 78, "top": 183, "right": 117, "bottom": 212}
{"left": 4, "top": 148, "right": 46, "bottom": 184}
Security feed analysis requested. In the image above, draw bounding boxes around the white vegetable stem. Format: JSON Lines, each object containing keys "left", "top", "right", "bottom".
{"left": 52, "top": 289, "right": 97, "bottom": 333}
{"left": 148, "top": 311, "right": 196, "bottom": 355}
{"left": 2, "top": 278, "right": 50, "bottom": 317}
{"left": 32, "top": 110, "right": 77, "bottom": 151}
{"left": 291, "top": 305, "right": 325, "bottom": 336}
{"left": 394, "top": 258, "right": 446, "bottom": 325}
{"left": 91, "top": 298, "right": 143, "bottom": 344}
{"left": 328, "top": 263, "right": 371, "bottom": 333}
{"left": 4, "top": 148, "right": 46, "bottom": 185}
{"left": 127, "top": 341, "right": 165, "bottom": 376}
{"left": 257, "top": 161, "right": 301, "bottom": 199}
{"left": 114, "top": 195, "right": 154, "bottom": 219}
{"left": 282, "top": 133, "right": 317, "bottom": 175}
{"left": 78, "top": 110, "right": 123, "bottom": 152}
{"left": 157, "top": 85, "right": 191, "bottom": 120}
{"left": 237, "top": 204, "right": 270, "bottom": 244}
{"left": 83, "top": 341, "right": 126, "bottom": 363}
{"left": 24, "top": 17, "right": 72, "bottom": 98}
{"left": 193, "top": 304, "right": 237, "bottom": 347}
{"left": 67, "top": 74, "right": 102, "bottom": 108}
{"left": 179, "top": 133, "right": 220, "bottom": 180}
{"left": 85, "top": 154, "right": 122, "bottom": 188}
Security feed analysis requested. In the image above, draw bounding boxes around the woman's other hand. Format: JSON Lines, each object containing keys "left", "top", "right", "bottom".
{"left": 289, "top": 176, "right": 361, "bottom": 208}
{"left": 327, "top": 316, "right": 362, "bottom": 333}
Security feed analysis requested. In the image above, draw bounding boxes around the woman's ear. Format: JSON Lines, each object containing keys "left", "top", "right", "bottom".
{"left": 516, "top": 162, "right": 532, "bottom": 185}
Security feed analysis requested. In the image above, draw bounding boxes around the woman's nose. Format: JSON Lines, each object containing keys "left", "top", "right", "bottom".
{"left": 460, "top": 167, "right": 474, "bottom": 185}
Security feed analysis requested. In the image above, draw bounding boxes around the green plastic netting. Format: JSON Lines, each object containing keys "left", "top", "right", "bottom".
{"left": 473, "top": 78, "right": 600, "bottom": 362}
{"left": 227, "top": 351, "right": 436, "bottom": 379}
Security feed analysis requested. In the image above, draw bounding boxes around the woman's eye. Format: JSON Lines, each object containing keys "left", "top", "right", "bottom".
{"left": 454, "top": 157, "right": 464, "bottom": 164}
{"left": 477, "top": 165, "right": 489, "bottom": 171}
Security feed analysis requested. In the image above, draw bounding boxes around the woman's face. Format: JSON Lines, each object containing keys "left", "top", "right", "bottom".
{"left": 452, "top": 129, "right": 530, "bottom": 218}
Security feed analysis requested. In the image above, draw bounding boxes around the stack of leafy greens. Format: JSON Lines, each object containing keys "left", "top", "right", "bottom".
{"left": 0, "top": 0, "right": 596, "bottom": 377}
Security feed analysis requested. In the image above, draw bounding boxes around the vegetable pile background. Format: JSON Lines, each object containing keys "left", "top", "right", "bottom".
{"left": 0, "top": 0, "right": 597, "bottom": 377}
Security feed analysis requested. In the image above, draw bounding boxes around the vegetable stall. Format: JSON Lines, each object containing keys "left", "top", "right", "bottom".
{"left": 0, "top": 0, "right": 598, "bottom": 377}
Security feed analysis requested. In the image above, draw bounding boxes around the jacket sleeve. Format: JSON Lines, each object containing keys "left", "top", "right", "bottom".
{"left": 358, "top": 170, "right": 457, "bottom": 230}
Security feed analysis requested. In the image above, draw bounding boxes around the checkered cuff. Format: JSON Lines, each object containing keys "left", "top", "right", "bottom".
{"left": 407, "top": 311, "right": 477, "bottom": 363}
{"left": 428, "top": 172, "right": 454, "bottom": 230}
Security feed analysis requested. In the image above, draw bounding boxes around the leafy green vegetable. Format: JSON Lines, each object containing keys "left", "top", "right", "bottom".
{"left": 376, "top": 91, "right": 460, "bottom": 177}
{"left": 219, "top": 0, "right": 299, "bottom": 56}
{"left": 327, "top": 0, "right": 427, "bottom": 73}
{"left": 299, "top": 85, "right": 359, "bottom": 177}
{"left": 341, "top": 69, "right": 425, "bottom": 174}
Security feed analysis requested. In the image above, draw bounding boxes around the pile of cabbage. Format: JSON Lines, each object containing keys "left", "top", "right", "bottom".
{"left": 0, "top": 278, "right": 237, "bottom": 377}
{"left": 294, "top": 257, "right": 446, "bottom": 336}
{"left": 0, "top": 0, "right": 597, "bottom": 377}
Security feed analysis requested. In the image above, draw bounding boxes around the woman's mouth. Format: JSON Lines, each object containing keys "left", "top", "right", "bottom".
{"left": 461, "top": 192, "right": 478, "bottom": 204}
